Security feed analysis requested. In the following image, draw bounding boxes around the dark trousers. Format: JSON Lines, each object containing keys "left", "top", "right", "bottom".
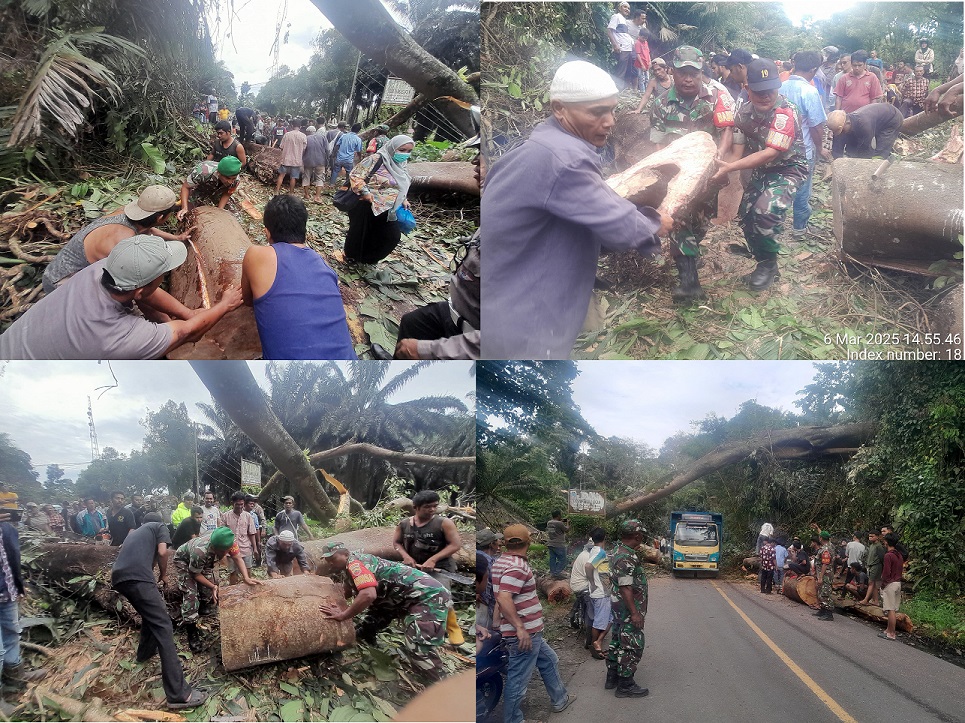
{"left": 398, "top": 301, "right": 459, "bottom": 343}
{"left": 345, "top": 204, "right": 402, "bottom": 264}
{"left": 787, "top": 561, "right": 809, "bottom": 575}
{"left": 237, "top": 116, "right": 255, "bottom": 143}
{"left": 113, "top": 580, "right": 191, "bottom": 704}
{"left": 759, "top": 569, "right": 773, "bottom": 593}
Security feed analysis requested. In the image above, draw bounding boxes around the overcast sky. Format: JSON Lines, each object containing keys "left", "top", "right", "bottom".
{"left": 208, "top": 0, "right": 332, "bottom": 94}
{"left": 571, "top": 361, "right": 821, "bottom": 451}
{"left": 0, "top": 361, "right": 474, "bottom": 478}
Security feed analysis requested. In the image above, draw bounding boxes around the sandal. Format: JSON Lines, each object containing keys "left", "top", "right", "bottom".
{"left": 877, "top": 632, "right": 896, "bottom": 641}
{"left": 591, "top": 648, "right": 606, "bottom": 660}
{"left": 167, "top": 688, "right": 209, "bottom": 710}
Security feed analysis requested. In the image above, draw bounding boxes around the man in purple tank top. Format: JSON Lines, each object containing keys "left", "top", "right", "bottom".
{"left": 241, "top": 194, "right": 356, "bottom": 359}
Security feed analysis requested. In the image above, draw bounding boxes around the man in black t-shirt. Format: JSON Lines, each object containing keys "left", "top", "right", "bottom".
{"left": 111, "top": 520, "right": 207, "bottom": 710}
{"left": 107, "top": 491, "right": 137, "bottom": 546}
{"left": 171, "top": 506, "right": 204, "bottom": 549}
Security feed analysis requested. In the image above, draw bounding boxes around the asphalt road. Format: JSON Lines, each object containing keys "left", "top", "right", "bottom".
{"left": 551, "top": 576, "right": 965, "bottom": 723}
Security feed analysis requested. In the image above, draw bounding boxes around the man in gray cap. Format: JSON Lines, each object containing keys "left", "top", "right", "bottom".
{"left": 711, "top": 58, "right": 808, "bottom": 291}
{"left": 483, "top": 59, "right": 672, "bottom": 359}
{"left": 1, "top": 235, "right": 242, "bottom": 359}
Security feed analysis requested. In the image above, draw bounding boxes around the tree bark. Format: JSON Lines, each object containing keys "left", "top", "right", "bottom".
{"left": 783, "top": 574, "right": 818, "bottom": 606}
{"left": 167, "top": 207, "right": 262, "bottom": 360}
{"left": 608, "top": 423, "right": 877, "bottom": 516}
{"left": 742, "top": 556, "right": 761, "bottom": 573}
{"left": 832, "top": 158, "right": 963, "bottom": 275}
{"left": 834, "top": 598, "right": 914, "bottom": 632}
{"left": 309, "top": 0, "right": 478, "bottom": 137}
{"left": 190, "top": 361, "right": 338, "bottom": 521}
{"left": 219, "top": 575, "right": 356, "bottom": 671}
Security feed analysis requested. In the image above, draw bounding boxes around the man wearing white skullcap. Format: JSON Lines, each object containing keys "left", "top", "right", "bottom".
{"left": 482, "top": 60, "right": 672, "bottom": 359}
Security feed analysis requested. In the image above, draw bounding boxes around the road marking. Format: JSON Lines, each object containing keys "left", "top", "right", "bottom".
{"left": 712, "top": 582, "right": 858, "bottom": 723}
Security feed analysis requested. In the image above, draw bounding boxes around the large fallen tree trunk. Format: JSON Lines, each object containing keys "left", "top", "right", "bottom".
{"left": 302, "top": 526, "right": 474, "bottom": 571}
{"left": 606, "top": 131, "right": 719, "bottom": 221}
{"left": 167, "top": 207, "right": 262, "bottom": 360}
{"left": 832, "top": 158, "right": 964, "bottom": 276}
{"left": 191, "top": 361, "right": 339, "bottom": 522}
{"left": 219, "top": 575, "right": 356, "bottom": 671}
{"left": 609, "top": 423, "right": 877, "bottom": 516}
{"left": 835, "top": 598, "right": 914, "bottom": 633}
{"left": 742, "top": 556, "right": 761, "bottom": 573}
{"left": 783, "top": 574, "right": 818, "bottom": 607}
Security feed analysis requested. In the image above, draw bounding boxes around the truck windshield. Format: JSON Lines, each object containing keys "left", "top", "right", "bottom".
{"left": 675, "top": 523, "right": 718, "bottom": 546}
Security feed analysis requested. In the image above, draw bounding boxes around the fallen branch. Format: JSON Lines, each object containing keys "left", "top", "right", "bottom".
{"left": 21, "top": 641, "right": 54, "bottom": 657}
{"left": 8, "top": 235, "right": 54, "bottom": 263}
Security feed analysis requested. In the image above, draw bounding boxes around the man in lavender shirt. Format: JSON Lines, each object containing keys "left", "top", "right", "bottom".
{"left": 482, "top": 60, "right": 672, "bottom": 359}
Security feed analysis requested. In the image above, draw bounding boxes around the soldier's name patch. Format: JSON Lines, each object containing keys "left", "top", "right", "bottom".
{"left": 766, "top": 130, "right": 792, "bottom": 150}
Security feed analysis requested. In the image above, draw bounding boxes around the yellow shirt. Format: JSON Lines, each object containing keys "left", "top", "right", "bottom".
{"left": 218, "top": 108, "right": 230, "bottom": 121}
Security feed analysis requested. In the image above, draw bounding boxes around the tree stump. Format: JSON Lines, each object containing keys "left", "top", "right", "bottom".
{"left": 831, "top": 158, "right": 963, "bottom": 275}
{"left": 219, "top": 575, "right": 356, "bottom": 671}
{"left": 536, "top": 576, "right": 572, "bottom": 603}
{"left": 167, "top": 207, "right": 262, "bottom": 359}
{"left": 606, "top": 131, "right": 719, "bottom": 220}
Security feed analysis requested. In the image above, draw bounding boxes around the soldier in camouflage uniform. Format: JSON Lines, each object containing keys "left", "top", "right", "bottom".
{"left": 814, "top": 530, "right": 835, "bottom": 620}
{"left": 174, "top": 527, "right": 261, "bottom": 651}
{"left": 650, "top": 45, "right": 736, "bottom": 304}
{"left": 317, "top": 542, "right": 450, "bottom": 681}
{"left": 712, "top": 59, "right": 808, "bottom": 291}
{"left": 605, "top": 520, "right": 650, "bottom": 698}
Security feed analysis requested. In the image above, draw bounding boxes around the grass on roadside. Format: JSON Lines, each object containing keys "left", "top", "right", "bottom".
{"left": 902, "top": 592, "right": 965, "bottom": 646}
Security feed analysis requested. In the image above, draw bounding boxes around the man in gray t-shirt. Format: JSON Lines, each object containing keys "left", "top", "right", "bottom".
{"left": 273, "top": 496, "right": 313, "bottom": 540}
{"left": 0, "top": 235, "right": 243, "bottom": 359}
{"left": 546, "top": 510, "right": 569, "bottom": 578}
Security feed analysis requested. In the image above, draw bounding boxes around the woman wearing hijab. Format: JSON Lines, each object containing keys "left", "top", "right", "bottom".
{"left": 343, "top": 134, "right": 414, "bottom": 264}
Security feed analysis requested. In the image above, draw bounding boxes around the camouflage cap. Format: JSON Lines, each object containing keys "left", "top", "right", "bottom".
{"left": 319, "top": 541, "right": 347, "bottom": 557}
{"left": 620, "top": 519, "right": 647, "bottom": 536}
{"left": 673, "top": 45, "right": 704, "bottom": 70}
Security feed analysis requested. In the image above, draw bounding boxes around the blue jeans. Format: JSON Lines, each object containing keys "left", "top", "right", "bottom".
{"left": 331, "top": 161, "right": 354, "bottom": 186}
{"left": 792, "top": 157, "right": 816, "bottom": 231}
{"left": 503, "top": 632, "right": 568, "bottom": 723}
{"left": 0, "top": 600, "right": 21, "bottom": 669}
{"left": 774, "top": 568, "right": 786, "bottom": 588}
{"left": 548, "top": 547, "right": 566, "bottom": 577}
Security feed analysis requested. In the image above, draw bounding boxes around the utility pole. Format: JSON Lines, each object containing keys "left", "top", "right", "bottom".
{"left": 193, "top": 424, "right": 200, "bottom": 498}
{"left": 346, "top": 50, "right": 362, "bottom": 124}
{"left": 87, "top": 397, "right": 99, "bottom": 461}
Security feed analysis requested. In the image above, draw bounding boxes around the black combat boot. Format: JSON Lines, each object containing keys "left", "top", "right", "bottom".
{"left": 746, "top": 255, "right": 780, "bottom": 291}
{"left": 1, "top": 663, "right": 47, "bottom": 694}
{"left": 604, "top": 667, "right": 618, "bottom": 690}
{"left": 614, "top": 676, "right": 649, "bottom": 698}
{"left": 184, "top": 622, "right": 205, "bottom": 653}
{"left": 671, "top": 256, "right": 707, "bottom": 304}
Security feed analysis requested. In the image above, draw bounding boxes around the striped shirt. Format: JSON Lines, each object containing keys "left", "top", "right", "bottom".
{"left": 491, "top": 552, "right": 543, "bottom": 637}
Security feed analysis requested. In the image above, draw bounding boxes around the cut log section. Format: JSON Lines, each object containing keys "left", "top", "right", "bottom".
{"left": 302, "top": 526, "right": 474, "bottom": 571}
{"left": 831, "top": 158, "right": 964, "bottom": 276}
{"left": 167, "top": 207, "right": 262, "bottom": 359}
{"left": 835, "top": 598, "right": 914, "bottom": 633}
{"left": 606, "top": 131, "right": 720, "bottom": 220}
{"left": 537, "top": 576, "right": 572, "bottom": 603}
{"left": 783, "top": 574, "right": 818, "bottom": 607}
{"left": 742, "top": 556, "right": 761, "bottom": 573}
{"left": 219, "top": 575, "right": 356, "bottom": 671}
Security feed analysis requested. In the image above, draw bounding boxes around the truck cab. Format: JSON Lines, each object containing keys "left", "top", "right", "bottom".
{"left": 670, "top": 511, "right": 722, "bottom": 578}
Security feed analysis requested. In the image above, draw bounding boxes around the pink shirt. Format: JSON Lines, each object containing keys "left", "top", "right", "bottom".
{"left": 220, "top": 510, "right": 256, "bottom": 557}
{"left": 279, "top": 129, "right": 308, "bottom": 167}
{"left": 835, "top": 72, "right": 883, "bottom": 113}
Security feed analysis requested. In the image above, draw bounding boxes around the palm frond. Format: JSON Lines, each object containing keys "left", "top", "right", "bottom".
{"left": 8, "top": 28, "right": 145, "bottom": 147}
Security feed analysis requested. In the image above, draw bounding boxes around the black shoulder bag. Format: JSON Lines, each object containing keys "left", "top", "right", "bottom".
{"left": 333, "top": 156, "right": 384, "bottom": 213}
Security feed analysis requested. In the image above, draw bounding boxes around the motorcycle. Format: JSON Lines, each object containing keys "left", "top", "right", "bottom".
{"left": 476, "top": 630, "right": 507, "bottom": 721}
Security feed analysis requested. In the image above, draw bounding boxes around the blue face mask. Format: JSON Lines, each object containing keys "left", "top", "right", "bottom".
{"left": 393, "top": 152, "right": 411, "bottom": 163}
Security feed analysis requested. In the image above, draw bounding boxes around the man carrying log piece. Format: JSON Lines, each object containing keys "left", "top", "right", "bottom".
{"left": 394, "top": 490, "right": 466, "bottom": 646}
{"left": 606, "top": 519, "right": 650, "bottom": 698}
{"left": 111, "top": 518, "right": 207, "bottom": 710}
{"left": 711, "top": 59, "right": 808, "bottom": 291}
{"left": 648, "top": 45, "right": 735, "bottom": 303}
{"left": 317, "top": 542, "right": 451, "bottom": 682}
{"left": 174, "top": 528, "right": 261, "bottom": 652}
{"left": 483, "top": 59, "right": 672, "bottom": 359}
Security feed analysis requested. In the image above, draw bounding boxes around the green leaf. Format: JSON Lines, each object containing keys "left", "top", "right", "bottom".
{"left": 139, "top": 141, "right": 166, "bottom": 174}
{"left": 329, "top": 704, "right": 357, "bottom": 720}
{"left": 118, "top": 660, "right": 133, "bottom": 670}
{"left": 370, "top": 696, "right": 397, "bottom": 717}
{"left": 224, "top": 686, "right": 240, "bottom": 700}
{"left": 279, "top": 682, "right": 300, "bottom": 696}
{"left": 507, "top": 82, "right": 522, "bottom": 98}
{"left": 279, "top": 700, "right": 303, "bottom": 722}
{"left": 363, "top": 320, "right": 396, "bottom": 350}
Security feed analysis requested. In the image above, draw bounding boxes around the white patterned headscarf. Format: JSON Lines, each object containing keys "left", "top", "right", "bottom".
{"left": 376, "top": 134, "right": 414, "bottom": 219}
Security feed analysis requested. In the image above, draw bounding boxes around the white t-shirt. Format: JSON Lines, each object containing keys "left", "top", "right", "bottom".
{"left": 207, "top": 95, "right": 218, "bottom": 113}
{"left": 570, "top": 548, "right": 592, "bottom": 594}
{"left": 0, "top": 259, "right": 172, "bottom": 360}
{"left": 608, "top": 13, "right": 634, "bottom": 52}
{"left": 587, "top": 545, "right": 609, "bottom": 599}
{"left": 846, "top": 540, "right": 866, "bottom": 566}
{"left": 201, "top": 505, "right": 220, "bottom": 532}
